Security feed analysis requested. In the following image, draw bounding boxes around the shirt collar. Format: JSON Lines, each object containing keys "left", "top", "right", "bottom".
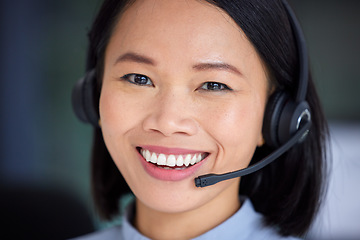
{"left": 121, "top": 198, "right": 265, "bottom": 240}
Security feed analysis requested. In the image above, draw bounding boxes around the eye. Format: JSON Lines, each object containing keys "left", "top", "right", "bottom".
{"left": 121, "top": 73, "right": 153, "bottom": 86}
{"left": 200, "top": 82, "right": 232, "bottom": 91}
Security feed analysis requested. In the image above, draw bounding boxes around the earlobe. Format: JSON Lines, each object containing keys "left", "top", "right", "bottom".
{"left": 257, "top": 134, "right": 265, "bottom": 147}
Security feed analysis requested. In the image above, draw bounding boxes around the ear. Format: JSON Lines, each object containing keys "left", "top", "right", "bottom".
{"left": 257, "top": 133, "right": 265, "bottom": 147}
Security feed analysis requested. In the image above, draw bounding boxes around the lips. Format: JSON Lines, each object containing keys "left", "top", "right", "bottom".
{"left": 136, "top": 146, "right": 209, "bottom": 181}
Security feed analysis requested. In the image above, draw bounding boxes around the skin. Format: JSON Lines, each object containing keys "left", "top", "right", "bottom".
{"left": 99, "top": 0, "right": 269, "bottom": 239}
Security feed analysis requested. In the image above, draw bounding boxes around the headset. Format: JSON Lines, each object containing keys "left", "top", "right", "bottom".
{"left": 72, "top": 0, "right": 311, "bottom": 188}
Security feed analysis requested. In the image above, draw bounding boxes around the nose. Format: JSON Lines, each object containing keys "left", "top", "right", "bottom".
{"left": 142, "top": 90, "right": 199, "bottom": 137}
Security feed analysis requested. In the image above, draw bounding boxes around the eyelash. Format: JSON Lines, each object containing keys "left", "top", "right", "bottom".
{"left": 120, "top": 73, "right": 232, "bottom": 92}
{"left": 200, "top": 82, "right": 232, "bottom": 92}
{"left": 120, "top": 73, "right": 154, "bottom": 86}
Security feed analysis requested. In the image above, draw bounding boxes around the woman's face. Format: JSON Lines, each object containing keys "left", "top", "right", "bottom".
{"left": 100, "top": 0, "right": 268, "bottom": 214}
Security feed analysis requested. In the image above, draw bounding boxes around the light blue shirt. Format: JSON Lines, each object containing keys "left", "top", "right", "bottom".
{"left": 73, "top": 199, "right": 302, "bottom": 240}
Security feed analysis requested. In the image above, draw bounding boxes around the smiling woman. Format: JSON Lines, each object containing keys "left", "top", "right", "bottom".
{"left": 71, "top": 0, "right": 329, "bottom": 239}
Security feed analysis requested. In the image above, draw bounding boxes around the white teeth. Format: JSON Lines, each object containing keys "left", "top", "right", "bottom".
{"left": 158, "top": 154, "right": 166, "bottom": 165}
{"left": 140, "top": 149, "right": 206, "bottom": 168}
{"left": 176, "top": 155, "right": 184, "bottom": 166}
{"left": 196, "top": 154, "right": 202, "bottom": 163}
{"left": 184, "top": 154, "right": 191, "bottom": 166}
{"left": 145, "top": 150, "right": 151, "bottom": 161}
{"left": 190, "top": 155, "right": 197, "bottom": 165}
{"left": 150, "top": 152, "right": 157, "bottom": 164}
{"left": 167, "top": 155, "right": 176, "bottom": 167}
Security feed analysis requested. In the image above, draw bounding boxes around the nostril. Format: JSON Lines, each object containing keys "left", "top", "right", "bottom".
{"left": 142, "top": 113, "right": 199, "bottom": 137}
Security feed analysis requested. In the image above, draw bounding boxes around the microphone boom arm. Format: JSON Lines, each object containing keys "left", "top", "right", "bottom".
{"left": 195, "top": 121, "right": 311, "bottom": 187}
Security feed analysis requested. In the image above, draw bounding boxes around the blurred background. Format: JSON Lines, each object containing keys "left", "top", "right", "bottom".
{"left": 0, "top": 0, "right": 359, "bottom": 239}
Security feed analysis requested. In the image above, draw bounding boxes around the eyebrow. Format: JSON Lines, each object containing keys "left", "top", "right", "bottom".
{"left": 114, "top": 52, "right": 242, "bottom": 76}
{"left": 193, "top": 62, "right": 243, "bottom": 76}
{"left": 114, "top": 52, "right": 156, "bottom": 66}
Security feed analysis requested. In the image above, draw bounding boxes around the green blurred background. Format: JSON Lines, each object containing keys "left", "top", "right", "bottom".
{"left": 0, "top": 0, "right": 359, "bottom": 239}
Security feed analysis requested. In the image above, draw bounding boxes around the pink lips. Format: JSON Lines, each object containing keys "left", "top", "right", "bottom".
{"left": 137, "top": 145, "right": 208, "bottom": 182}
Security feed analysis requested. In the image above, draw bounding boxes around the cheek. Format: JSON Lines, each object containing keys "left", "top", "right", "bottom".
{"left": 99, "top": 88, "right": 125, "bottom": 161}
{"left": 202, "top": 96, "right": 265, "bottom": 168}
{"left": 98, "top": 86, "right": 146, "bottom": 187}
{"left": 98, "top": 86, "right": 140, "bottom": 163}
{"left": 99, "top": 86, "right": 141, "bottom": 136}
{"left": 99, "top": 93, "right": 123, "bottom": 151}
{"left": 206, "top": 100, "right": 263, "bottom": 144}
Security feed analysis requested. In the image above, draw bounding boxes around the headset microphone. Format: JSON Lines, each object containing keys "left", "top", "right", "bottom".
{"left": 195, "top": 0, "right": 311, "bottom": 188}
{"left": 195, "top": 120, "right": 311, "bottom": 187}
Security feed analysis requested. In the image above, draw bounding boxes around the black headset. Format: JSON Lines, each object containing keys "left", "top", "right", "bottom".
{"left": 72, "top": 0, "right": 311, "bottom": 186}
{"left": 72, "top": 69, "right": 99, "bottom": 126}
{"left": 262, "top": 0, "right": 311, "bottom": 148}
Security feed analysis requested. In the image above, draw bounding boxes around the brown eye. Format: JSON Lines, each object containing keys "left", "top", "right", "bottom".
{"left": 201, "top": 82, "right": 231, "bottom": 91}
{"left": 121, "top": 74, "right": 153, "bottom": 86}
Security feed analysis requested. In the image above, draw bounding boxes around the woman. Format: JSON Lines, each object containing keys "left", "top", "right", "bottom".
{"left": 72, "top": 0, "right": 328, "bottom": 239}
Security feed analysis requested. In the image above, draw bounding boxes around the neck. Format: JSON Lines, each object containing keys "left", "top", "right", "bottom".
{"left": 134, "top": 181, "right": 241, "bottom": 240}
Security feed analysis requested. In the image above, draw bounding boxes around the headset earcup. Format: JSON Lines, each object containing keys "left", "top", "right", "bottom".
{"left": 263, "top": 91, "right": 289, "bottom": 147}
{"left": 71, "top": 69, "right": 99, "bottom": 126}
{"left": 278, "top": 100, "right": 311, "bottom": 145}
{"left": 263, "top": 90, "right": 311, "bottom": 147}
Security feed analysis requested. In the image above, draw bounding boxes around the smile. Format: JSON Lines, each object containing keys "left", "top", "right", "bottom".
{"left": 138, "top": 147, "right": 209, "bottom": 169}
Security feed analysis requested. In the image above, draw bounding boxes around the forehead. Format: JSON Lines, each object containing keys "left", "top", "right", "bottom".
{"left": 105, "top": 0, "right": 260, "bottom": 74}
{"left": 118, "top": 0, "right": 238, "bottom": 32}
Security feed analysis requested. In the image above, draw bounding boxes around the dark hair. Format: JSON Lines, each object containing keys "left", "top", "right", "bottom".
{"left": 85, "top": 0, "right": 329, "bottom": 237}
